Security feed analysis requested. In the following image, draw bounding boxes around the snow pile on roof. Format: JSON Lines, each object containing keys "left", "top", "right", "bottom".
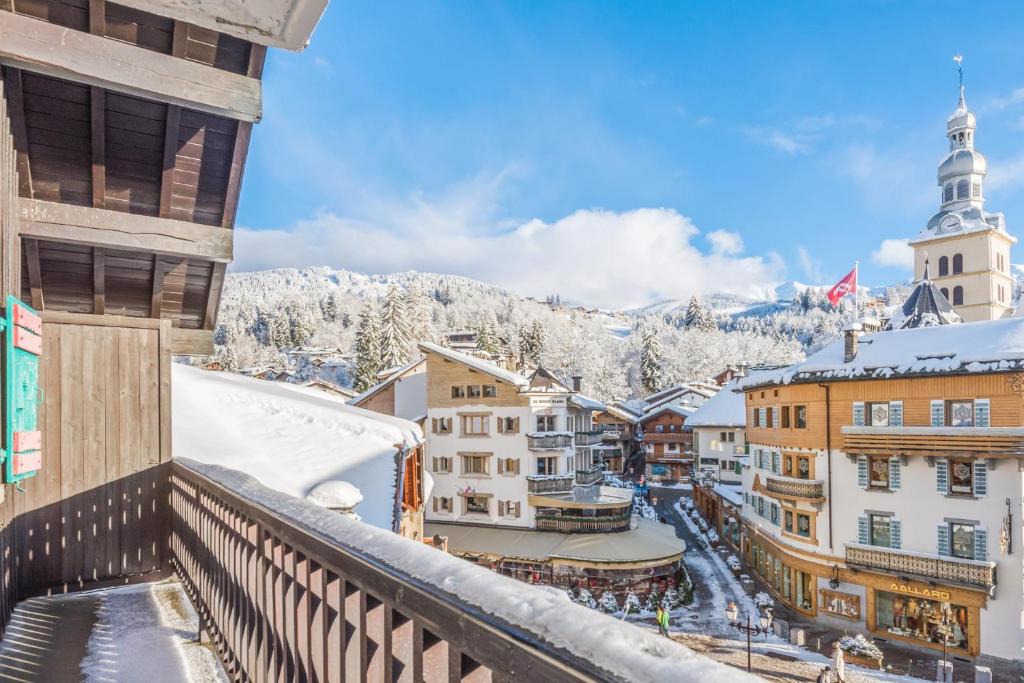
{"left": 685, "top": 379, "right": 746, "bottom": 427}
{"left": 307, "top": 481, "right": 364, "bottom": 510}
{"left": 180, "top": 459, "right": 755, "bottom": 683}
{"left": 640, "top": 403, "right": 698, "bottom": 422}
{"left": 569, "top": 393, "right": 606, "bottom": 411}
{"left": 739, "top": 317, "right": 1024, "bottom": 388}
{"left": 172, "top": 364, "right": 422, "bottom": 530}
{"left": 418, "top": 342, "right": 528, "bottom": 386}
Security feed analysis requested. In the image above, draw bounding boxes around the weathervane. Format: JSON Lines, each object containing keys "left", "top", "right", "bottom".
{"left": 954, "top": 54, "right": 964, "bottom": 91}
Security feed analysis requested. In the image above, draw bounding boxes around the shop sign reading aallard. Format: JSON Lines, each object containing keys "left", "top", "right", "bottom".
{"left": 888, "top": 582, "right": 951, "bottom": 601}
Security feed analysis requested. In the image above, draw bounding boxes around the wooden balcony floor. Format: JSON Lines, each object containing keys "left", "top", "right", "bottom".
{"left": 0, "top": 580, "right": 225, "bottom": 683}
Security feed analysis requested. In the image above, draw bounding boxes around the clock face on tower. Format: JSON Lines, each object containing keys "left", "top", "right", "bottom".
{"left": 939, "top": 215, "right": 961, "bottom": 233}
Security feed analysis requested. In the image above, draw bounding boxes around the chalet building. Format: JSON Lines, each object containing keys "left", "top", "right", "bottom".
{"left": 640, "top": 381, "right": 718, "bottom": 412}
{"left": 349, "top": 356, "right": 427, "bottom": 420}
{"left": 735, "top": 276, "right": 1024, "bottom": 672}
{"left": 592, "top": 403, "right": 640, "bottom": 474}
{"left": 639, "top": 404, "right": 696, "bottom": 483}
{"left": 419, "top": 342, "right": 684, "bottom": 595}
{"left": 686, "top": 378, "right": 749, "bottom": 484}
{"left": 908, "top": 79, "right": 1015, "bottom": 322}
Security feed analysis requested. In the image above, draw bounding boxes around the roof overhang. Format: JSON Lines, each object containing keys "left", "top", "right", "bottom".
{"left": 118, "top": 0, "right": 330, "bottom": 50}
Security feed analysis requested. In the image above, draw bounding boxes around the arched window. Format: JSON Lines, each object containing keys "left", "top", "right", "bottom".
{"left": 953, "top": 286, "right": 964, "bottom": 305}
{"left": 943, "top": 183, "right": 954, "bottom": 202}
{"left": 940, "top": 287, "right": 950, "bottom": 300}
{"left": 952, "top": 253, "right": 963, "bottom": 274}
{"left": 956, "top": 179, "right": 970, "bottom": 199}
{"left": 938, "top": 256, "right": 949, "bottom": 276}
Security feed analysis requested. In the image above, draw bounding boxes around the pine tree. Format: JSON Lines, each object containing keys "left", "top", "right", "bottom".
{"left": 622, "top": 592, "right": 642, "bottom": 616}
{"left": 643, "top": 590, "right": 662, "bottom": 615}
{"left": 476, "top": 313, "right": 499, "bottom": 355}
{"left": 289, "top": 305, "right": 316, "bottom": 347}
{"left": 321, "top": 292, "right": 339, "bottom": 322}
{"left": 268, "top": 311, "right": 293, "bottom": 349}
{"left": 353, "top": 302, "right": 383, "bottom": 392}
{"left": 697, "top": 302, "right": 717, "bottom": 333}
{"left": 597, "top": 592, "right": 620, "bottom": 614}
{"left": 405, "top": 284, "right": 434, "bottom": 352}
{"left": 380, "top": 285, "right": 411, "bottom": 368}
{"left": 640, "top": 326, "right": 662, "bottom": 394}
{"left": 574, "top": 588, "right": 597, "bottom": 609}
{"left": 684, "top": 296, "right": 704, "bottom": 328}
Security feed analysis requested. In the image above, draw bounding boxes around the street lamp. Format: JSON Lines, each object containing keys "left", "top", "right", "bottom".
{"left": 936, "top": 623, "right": 953, "bottom": 683}
{"left": 725, "top": 602, "right": 773, "bottom": 673}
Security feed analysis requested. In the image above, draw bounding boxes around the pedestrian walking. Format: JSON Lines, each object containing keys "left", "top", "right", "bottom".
{"left": 657, "top": 606, "right": 670, "bottom": 637}
{"left": 830, "top": 642, "right": 846, "bottom": 682}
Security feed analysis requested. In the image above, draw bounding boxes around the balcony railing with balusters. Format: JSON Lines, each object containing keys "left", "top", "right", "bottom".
{"left": 534, "top": 511, "right": 632, "bottom": 533}
{"left": 527, "top": 433, "right": 573, "bottom": 450}
{"left": 845, "top": 543, "right": 996, "bottom": 590}
{"left": 574, "top": 465, "right": 603, "bottom": 486}
{"left": 601, "top": 430, "right": 622, "bottom": 441}
{"left": 764, "top": 475, "right": 825, "bottom": 502}
{"left": 526, "top": 475, "right": 575, "bottom": 494}
{"left": 574, "top": 430, "right": 603, "bottom": 447}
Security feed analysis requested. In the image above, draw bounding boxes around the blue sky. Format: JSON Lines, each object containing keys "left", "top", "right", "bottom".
{"left": 234, "top": 1, "right": 1024, "bottom": 309}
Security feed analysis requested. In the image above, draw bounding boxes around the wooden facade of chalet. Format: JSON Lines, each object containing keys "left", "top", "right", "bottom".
{"left": 639, "top": 408, "right": 694, "bottom": 482}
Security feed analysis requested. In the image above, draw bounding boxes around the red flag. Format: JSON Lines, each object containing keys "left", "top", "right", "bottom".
{"left": 826, "top": 266, "right": 857, "bottom": 306}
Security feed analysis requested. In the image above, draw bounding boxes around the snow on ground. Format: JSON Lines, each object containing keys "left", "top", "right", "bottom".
{"left": 82, "top": 581, "right": 225, "bottom": 683}
{"left": 180, "top": 459, "right": 758, "bottom": 683}
{"left": 172, "top": 364, "right": 422, "bottom": 530}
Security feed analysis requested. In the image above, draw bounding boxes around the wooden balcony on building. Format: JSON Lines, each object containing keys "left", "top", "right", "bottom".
{"left": 534, "top": 511, "right": 632, "bottom": 533}
{"left": 841, "top": 426, "right": 1024, "bottom": 457}
{"left": 763, "top": 474, "right": 825, "bottom": 503}
{"left": 845, "top": 543, "right": 996, "bottom": 590}
{"left": 574, "top": 464, "right": 603, "bottom": 486}
{"left": 527, "top": 433, "right": 572, "bottom": 450}
{"left": 526, "top": 475, "right": 574, "bottom": 494}
{"left": 601, "top": 430, "right": 622, "bottom": 441}
{"left": 574, "top": 430, "right": 603, "bottom": 447}
{"left": 642, "top": 432, "right": 691, "bottom": 444}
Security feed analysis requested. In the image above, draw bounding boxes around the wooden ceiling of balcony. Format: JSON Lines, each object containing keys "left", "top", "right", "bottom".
{"left": 842, "top": 431, "right": 1024, "bottom": 457}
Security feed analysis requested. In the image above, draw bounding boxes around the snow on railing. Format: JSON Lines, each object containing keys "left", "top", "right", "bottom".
{"left": 171, "top": 458, "right": 754, "bottom": 683}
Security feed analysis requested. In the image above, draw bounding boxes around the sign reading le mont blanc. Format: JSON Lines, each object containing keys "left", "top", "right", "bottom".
{"left": 530, "top": 397, "right": 566, "bottom": 407}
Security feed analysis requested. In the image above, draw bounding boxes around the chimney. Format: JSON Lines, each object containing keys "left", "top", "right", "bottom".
{"left": 844, "top": 323, "right": 863, "bottom": 363}
{"left": 572, "top": 375, "right": 582, "bottom": 392}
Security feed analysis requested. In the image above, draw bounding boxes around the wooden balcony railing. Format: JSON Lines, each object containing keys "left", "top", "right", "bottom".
{"left": 526, "top": 475, "right": 575, "bottom": 494}
{"left": 535, "top": 512, "right": 632, "bottom": 533}
{"left": 642, "top": 433, "right": 691, "bottom": 444}
{"left": 601, "top": 430, "right": 622, "bottom": 441}
{"left": 574, "top": 465, "right": 603, "bottom": 487}
{"left": 527, "top": 433, "right": 573, "bottom": 450}
{"left": 574, "top": 430, "right": 603, "bottom": 447}
{"left": 764, "top": 475, "right": 825, "bottom": 502}
{"left": 169, "top": 459, "right": 725, "bottom": 682}
{"left": 841, "top": 425, "right": 1024, "bottom": 457}
{"left": 845, "top": 543, "right": 996, "bottom": 590}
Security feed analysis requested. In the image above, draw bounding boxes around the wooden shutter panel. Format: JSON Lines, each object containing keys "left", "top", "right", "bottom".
{"left": 937, "top": 524, "right": 950, "bottom": 556}
{"left": 974, "top": 528, "right": 988, "bottom": 561}
{"left": 497, "top": 418, "right": 504, "bottom": 434}
{"left": 852, "top": 402, "right": 865, "bottom": 427}
{"left": 432, "top": 497, "right": 438, "bottom": 512}
{"left": 888, "top": 400, "right": 903, "bottom": 427}
{"left": 974, "top": 399, "right": 990, "bottom": 427}
{"left": 432, "top": 457, "right": 438, "bottom": 473}
{"left": 936, "top": 458, "right": 949, "bottom": 494}
{"left": 930, "top": 400, "right": 945, "bottom": 427}
{"left": 497, "top": 458, "right": 504, "bottom": 475}
{"left": 890, "top": 519, "right": 902, "bottom": 550}
{"left": 973, "top": 459, "right": 988, "bottom": 496}
{"left": 513, "top": 417, "right": 520, "bottom": 433}
{"left": 857, "top": 456, "right": 868, "bottom": 488}
{"left": 498, "top": 500, "right": 504, "bottom": 516}
{"left": 515, "top": 502, "right": 521, "bottom": 518}
{"left": 888, "top": 457, "right": 901, "bottom": 491}
{"left": 515, "top": 458, "right": 521, "bottom": 474}
{"left": 432, "top": 418, "right": 438, "bottom": 434}
{"left": 857, "top": 516, "right": 869, "bottom": 545}
{"left": 771, "top": 451, "right": 780, "bottom": 474}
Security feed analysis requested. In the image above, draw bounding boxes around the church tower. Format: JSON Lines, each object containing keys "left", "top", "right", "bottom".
{"left": 909, "top": 60, "right": 1016, "bottom": 322}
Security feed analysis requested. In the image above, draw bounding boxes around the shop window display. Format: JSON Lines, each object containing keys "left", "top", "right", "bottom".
{"left": 876, "top": 591, "right": 969, "bottom": 651}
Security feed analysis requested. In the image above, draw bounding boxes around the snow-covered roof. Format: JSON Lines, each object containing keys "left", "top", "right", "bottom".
{"left": 685, "top": 379, "right": 746, "bottom": 427}
{"left": 640, "top": 403, "right": 697, "bottom": 423}
{"left": 569, "top": 393, "right": 606, "bottom": 412}
{"left": 739, "top": 317, "right": 1024, "bottom": 389}
{"left": 172, "top": 365, "right": 422, "bottom": 531}
{"left": 885, "top": 265, "right": 961, "bottom": 331}
{"left": 606, "top": 402, "right": 642, "bottom": 421}
{"left": 348, "top": 357, "right": 425, "bottom": 406}
{"left": 642, "top": 383, "right": 718, "bottom": 411}
{"left": 418, "top": 342, "right": 529, "bottom": 387}
{"left": 714, "top": 484, "right": 744, "bottom": 507}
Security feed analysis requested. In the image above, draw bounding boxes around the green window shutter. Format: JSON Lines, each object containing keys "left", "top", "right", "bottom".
{"left": 888, "top": 457, "right": 901, "bottom": 491}
{"left": 890, "top": 519, "right": 902, "bottom": 550}
{"left": 937, "top": 524, "right": 950, "bottom": 556}
{"left": 857, "top": 516, "right": 869, "bottom": 545}
{"left": 857, "top": 456, "right": 868, "bottom": 488}
{"left": 930, "top": 400, "right": 945, "bottom": 427}
{"left": 889, "top": 400, "right": 903, "bottom": 426}
{"left": 974, "top": 528, "right": 988, "bottom": 561}
{"left": 772, "top": 451, "right": 780, "bottom": 474}
{"left": 936, "top": 458, "right": 948, "bottom": 494}
{"left": 973, "top": 459, "right": 988, "bottom": 496}
{"left": 974, "top": 399, "right": 990, "bottom": 428}
{"left": 852, "top": 402, "right": 865, "bottom": 427}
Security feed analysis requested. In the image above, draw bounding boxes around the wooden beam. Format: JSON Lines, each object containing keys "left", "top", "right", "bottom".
{"left": 202, "top": 261, "right": 226, "bottom": 330}
{"left": 90, "top": 87, "right": 105, "bottom": 209}
{"left": 0, "top": 12, "right": 262, "bottom": 122}
{"left": 3, "top": 68, "right": 32, "bottom": 198}
{"left": 23, "top": 238, "right": 43, "bottom": 310}
{"left": 171, "top": 20, "right": 188, "bottom": 58}
{"left": 169, "top": 327, "right": 214, "bottom": 356}
{"left": 159, "top": 257, "right": 188, "bottom": 318}
{"left": 41, "top": 310, "right": 162, "bottom": 329}
{"left": 248, "top": 44, "right": 267, "bottom": 79}
{"left": 221, "top": 121, "right": 252, "bottom": 228}
{"left": 150, "top": 255, "right": 166, "bottom": 318}
{"left": 92, "top": 247, "right": 105, "bottom": 315}
{"left": 19, "top": 198, "right": 233, "bottom": 261}
{"left": 88, "top": 0, "right": 106, "bottom": 36}
{"left": 159, "top": 105, "right": 181, "bottom": 218}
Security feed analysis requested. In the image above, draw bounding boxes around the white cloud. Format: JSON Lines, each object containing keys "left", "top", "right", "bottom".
{"left": 234, "top": 192, "right": 784, "bottom": 310}
{"left": 986, "top": 154, "right": 1024, "bottom": 193}
{"left": 796, "top": 246, "right": 824, "bottom": 283}
{"left": 706, "top": 229, "right": 744, "bottom": 256}
{"left": 987, "top": 87, "right": 1024, "bottom": 111}
{"left": 838, "top": 143, "right": 933, "bottom": 213}
{"left": 745, "top": 127, "right": 812, "bottom": 155}
{"left": 871, "top": 238, "right": 914, "bottom": 269}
